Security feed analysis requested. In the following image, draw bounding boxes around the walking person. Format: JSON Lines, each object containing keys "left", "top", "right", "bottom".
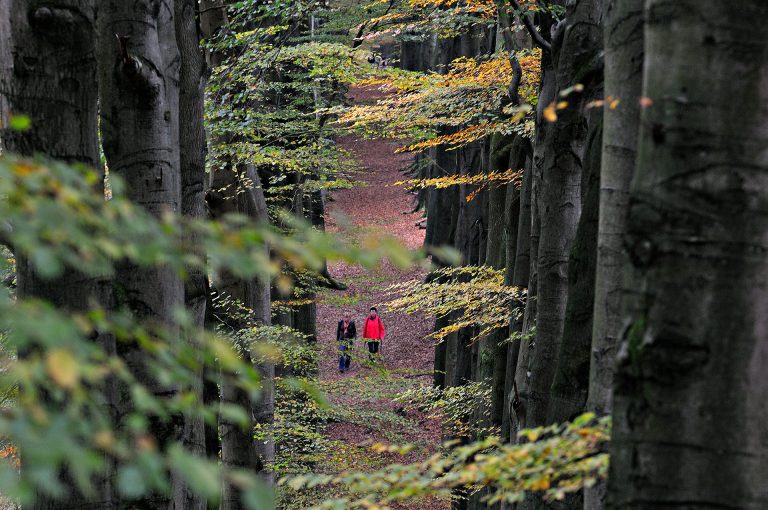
{"left": 362, "top": 306, "right": 385, "bottom": 363}
{"left": 337, "top": 314, "right": 356, "bottom": 373}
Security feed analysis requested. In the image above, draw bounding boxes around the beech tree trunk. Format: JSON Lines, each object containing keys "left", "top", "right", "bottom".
{"left": 0, "top": 1, "right": 113, "bottom": 508}
{"left": 546, "top": 112, "right": 602, "bottom": 426}
{"left": 97, "top": 1, "right": 185, "bottom": 507}
{"left": 585, "top": 2, "right": 643, "bottom": 508}
{"left": 209, "top": 164, "right": 274, "bottom": 508}
{"left": 501, "top": 149, "right": 531, "bottom": 444}
{"left": 517, "top": 0, "right": 602, "bottom": 436}
{"left": 175, "top": 0, "right": 211, "bottom": 507}
{"left": 513, "top": 45, "right": 555, "bottom": 435}
{"left": 607, "top": 2, "right": 768, "bottom": 508}
{"left": 482, "top": 138, "right": 511, "bottom": 429}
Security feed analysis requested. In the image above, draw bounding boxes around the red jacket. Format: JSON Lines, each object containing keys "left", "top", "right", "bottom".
{"left": 363, "top": 315, "right": 386, "bottom": 340}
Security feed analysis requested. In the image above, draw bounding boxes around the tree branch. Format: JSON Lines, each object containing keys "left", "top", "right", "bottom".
{"left": 507, "top": 52, "right": 523, "bottom": 106}
{"left": 508, "top": 0, "right": 552, "bottom": 52}
{"left": 352, "top": 0, "right": 396, "bottom": 49}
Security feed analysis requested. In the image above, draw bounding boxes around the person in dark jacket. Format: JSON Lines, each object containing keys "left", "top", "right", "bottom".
{"left": 337, "top": 313, "right": 357, "bottom": 373}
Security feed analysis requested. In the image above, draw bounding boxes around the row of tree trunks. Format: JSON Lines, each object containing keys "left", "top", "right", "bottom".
{"left": 1, "top": 1, "right": 274, "bottom": 507}
{"left": 415, "top": 1, "right": 768, "bottom": 509}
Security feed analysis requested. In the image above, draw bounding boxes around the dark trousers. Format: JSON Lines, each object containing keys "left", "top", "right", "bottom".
{"left": 367, "top": 340, "right": 380, "bottom": 355}
{"left": 339, "top": 344, "right": 351, "bottom": 371}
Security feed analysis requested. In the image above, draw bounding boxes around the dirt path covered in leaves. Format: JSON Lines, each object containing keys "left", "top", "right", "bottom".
{"left": 313, "top": 86, "right": 447, "bottom": 509}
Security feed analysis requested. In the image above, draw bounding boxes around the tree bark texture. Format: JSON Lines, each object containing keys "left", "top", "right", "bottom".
{"left": 98, "top": 1, "right": 185, "bottom": 507}
{"left": 513, "top": 46, "right": 555, "bottom": 434}
{"left": 547, "top": 111, "right": 602, "bottom": 427}
{"left": 209, "top": 164, "right": 275, "bottom": 509}
{"left": 0, "top": 2, "right": 116, "bottom": 508}
{"left": 607, "top": 2, "right": 768, "bottom": 508}
{"left": 175, "top": 0, "right": 209, "bottom": 507}
{"left": 518, "top": 0, "right": 602, "bottom": 435}
{"left": 585, "top": 2, "right": 643, "bottom": 508}
{"left": 479, "top": 136, "right": 511, "bottom": 401}
{"left": 588, "top": 0, "right": 644, "bottom": 420}
{"left": 502, "top": 150, "right": 532, "bottom": 444}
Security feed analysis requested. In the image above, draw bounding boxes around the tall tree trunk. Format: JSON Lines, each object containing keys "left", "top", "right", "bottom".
{"left": 513, "top": 45, "right": 556, "bottom": 434}
{"left": 586, "top": 2, "right": 643, "bottom": 508}
{"left": 589, "top": 0, "right": 644, "bottom": 422}
{"left": 517, "top": 0, "right": 602, "bottom": 434}
{"left": 209, "top": 164, "right": 274, "bottom": 509}
{"left": 542, "top": 113, "right": 602, "bottom": 510}
{"left": 546, "top": 112, "right": 602, "bottom": 426}
{"left": 98, "top": 2, "right": 184, "bottom": 507}
{"left": 501, "top": 149, "right": 532, "bottom": 444}
{"left": 483, "top": 136, "right": 511, "bottom": 429}
{"left": 0, "top": 2, "right": 114, "bottom": 508}
{"left": 175, "top": 0, "right": 211, "bottom": 507}
{"left": 607, "top": 2, "right": 768, "bottom": 508}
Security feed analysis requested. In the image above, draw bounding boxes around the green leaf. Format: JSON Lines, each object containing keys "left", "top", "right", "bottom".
{"left": 117, "top": 466, "right": 147, "bottom": 498}
{"left": 168, "top": 446, "right": 222, "bottom": 502}
{"left": 8, "top": 114, "right": 31, "bottom": 131}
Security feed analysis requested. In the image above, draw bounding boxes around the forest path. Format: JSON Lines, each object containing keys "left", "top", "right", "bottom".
{"left": 318, "top": 84, "right": 432, "bottom": 380}
{"left": 313, "top": 85, "right": 445, "bottom": 508}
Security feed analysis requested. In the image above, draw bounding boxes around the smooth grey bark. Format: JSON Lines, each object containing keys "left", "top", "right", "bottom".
{"left": 0, "top": 2, "right": 111, "bottom": 508}
{"left": 607, "top": 1, "right": 768, "bottom": 508}
{"left": 98, "top": 1, "right": 184, "bottom": 507}
{"left": 588, "top": 0, "right": 643, "bottom": 420}
{"left": 546, "top": 112, "right": 602, "bottom": 428}
{"left": 501, "top": 152, "right": 532, "bottom": 444}
{"left": 513, "top": 45, "right": 555, "bottom": 434}
{"left": 209, "top": 165, "right": 274, "bottom": 509}
{"left": 483, "top": 159, "right": 510, "bottom": 429}
{"left": 589, "top": 0, "right": 643, "bottom": 421}
{"left": 518, "top": 0, "right": 602, "bottom": 435}
{"left": 585, "top": 2, "right": 643, "bottom": 509}
{"left": 175, "top": 0, "right": 209, "bottom": 507}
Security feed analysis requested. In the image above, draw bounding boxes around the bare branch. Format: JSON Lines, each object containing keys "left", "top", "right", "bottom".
{"left": 508, "top": 0, "right": 552, "bottom": 52}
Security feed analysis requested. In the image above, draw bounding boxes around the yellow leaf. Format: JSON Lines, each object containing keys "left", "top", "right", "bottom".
{"left": 556, "top": 101, "right": 568, "bottom": 110}
{"left": 46, "top": 349, "right": 80, "bottom": 390}
{"left": 531, "top": 477, "right": 551, "bottom": 491}
{"left": 543, "top": 103, "right": 557, "bottom": 122}
{"left": 95, "top": 430, "right": 115, "bottom": 450}
{"left": 12, "top": 162, "right": 38, "bottom": 176}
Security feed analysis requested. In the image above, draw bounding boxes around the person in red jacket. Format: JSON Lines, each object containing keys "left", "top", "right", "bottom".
{"left": 362, "top": 306, "right": 385, "bottom": 362}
